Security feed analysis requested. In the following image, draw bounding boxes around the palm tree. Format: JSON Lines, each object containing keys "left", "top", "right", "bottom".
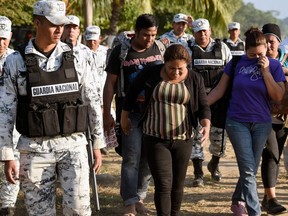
{"left": 96, "top": 0, "right": 242, "bottom": 37}
{"left": 65, "top": 0, "right": 243, "bottom": 37}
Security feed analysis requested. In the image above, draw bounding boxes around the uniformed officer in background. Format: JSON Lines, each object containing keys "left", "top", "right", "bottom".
{"left": 188, "top": 18, "right": 232, "bottom": 187}
{"left": 0, "top": 15, "right": 20, "bottom": 216}
{"left": 0, "top": 0, "right": 105, "bottom": 215}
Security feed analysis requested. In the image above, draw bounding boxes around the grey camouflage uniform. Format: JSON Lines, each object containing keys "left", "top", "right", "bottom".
{"left": 159, "top": 30, "right": 194, "bottom": 49}
{"left": 0, "top": 48, "right": 21, "bottom": 209}
{"left": 91, "top": 44, "right": 108, "bottom": 106}
{"left": 0, "top": 40, "right": 105, "bottom": 215}
{"left": 189, "top": 38, "right": 232, "bottom": 160}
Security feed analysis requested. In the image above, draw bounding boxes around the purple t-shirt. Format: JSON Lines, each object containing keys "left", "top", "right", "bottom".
{"left": 224, "top": 55, "right": 286, "bottom": 123}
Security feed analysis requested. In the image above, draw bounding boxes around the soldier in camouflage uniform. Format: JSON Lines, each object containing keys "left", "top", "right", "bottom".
{"left": 159, "top": 13, "right": 194, "bottom": 48}
{"left": 0, "top": 16, "right": 20, "bottom": 216}
{"left": 85, "top": 25, "right": 108, "bottom": 105}
{"left": 0, "top": 1, "right": 105, "bottom": 216}
{"left": 188, "top": 18, "right": 232, "bottom": 187}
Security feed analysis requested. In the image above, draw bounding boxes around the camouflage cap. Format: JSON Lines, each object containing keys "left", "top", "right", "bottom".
{"left": 66, "top": 15, "right": 80, "bottom": 26}
{"left": 173, "top": 13, "right": 188, "bottom": 23}
{"left": 0, "top": 16, "right": 11, "bottom": 39}
{"left": 33, "top": 0, "right": 70, "bottom": 25}
{"left": 228, "top": 22, "right": 240, "bottom": 30}
{"left": 192, "top": 18, "right": 210, "bottom": 33}
{"left": 85, "top": 25, "right": 101, "bottom": 41}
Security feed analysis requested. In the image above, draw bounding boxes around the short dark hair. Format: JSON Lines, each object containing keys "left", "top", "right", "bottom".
{"left": 164, "top": 44, "right": 191, "bottom": 64}
{"left": 244, "top": 27, "right": 266, "bottom": 51}
{"left": 135, "top": 14, "right": 158, "bottom": 32}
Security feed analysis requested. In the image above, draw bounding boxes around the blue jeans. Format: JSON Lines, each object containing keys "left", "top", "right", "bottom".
{"left": 120, "top": 112, "right": 151, "bottom": 206}
{"left": 225, "top": 118, "right": 271, "bottom": 216}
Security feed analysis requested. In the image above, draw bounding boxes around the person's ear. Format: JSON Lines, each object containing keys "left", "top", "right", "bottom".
{"left": 34, "top": 19, "right": 41, "bottom": 28}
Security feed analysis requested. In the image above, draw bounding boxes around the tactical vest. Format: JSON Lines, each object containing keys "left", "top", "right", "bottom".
{"left": 191, "top": 40, "right": 224, "bottom": 88}
{"left": 223, "top": 39, "right": 245, "bottom": 56}
{"left": 16, "top": 51, "right": 88, "bottom": 137}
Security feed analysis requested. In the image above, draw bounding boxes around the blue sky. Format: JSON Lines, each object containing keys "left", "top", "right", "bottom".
{"left": 243, "top": 0, "right": 288, "bottom": 19}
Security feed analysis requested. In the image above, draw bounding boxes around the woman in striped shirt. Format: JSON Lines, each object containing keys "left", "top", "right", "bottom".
{"left": 121, "top": 44, "right": 211, "bottom": 216}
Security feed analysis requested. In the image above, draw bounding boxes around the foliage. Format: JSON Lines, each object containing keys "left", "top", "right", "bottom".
{"left": 233, "top": 3, "right": 282, "bottom": 39}
{"left": 0, "top": 0, "right": 34, "bottom": 26}
{"left": 3, "top": 0, "right": 288, "bottom": 39}
{"left": 139, "top": 0, "right": 242, "bottom": 37}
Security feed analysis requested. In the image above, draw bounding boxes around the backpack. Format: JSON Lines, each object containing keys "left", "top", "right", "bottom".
{"left": 109, "top": 31, "right": 166, "bottom": 157}
{"left": 210, "top": 56, "right": 241, "bottom": 129}
{"left": 106, "top": 30, "right": 166, "bottom": 97}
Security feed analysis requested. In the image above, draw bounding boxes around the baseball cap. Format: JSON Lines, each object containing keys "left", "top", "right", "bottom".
{"left": 262, "top": 23, "right": 281, "bottom": 42}
{"left": 85, "top": 25, "right": 101, "bottom": 41}
{"left": 0, "top": 16, "right": 12, "bottom": 39}
{"left": 33, "top": 0, "right": 70, "bottom": 26}
{"left": 192, "top": 18, "right": 210, "bottom": 33}
{"left": 173, "top": 13, "right": 188, "bottom": 23}
{"left": 66, "top": 15, "right": 80, "bottom": 26}
{"left": 228, "top": 22, "right": 240, "bottom": 30}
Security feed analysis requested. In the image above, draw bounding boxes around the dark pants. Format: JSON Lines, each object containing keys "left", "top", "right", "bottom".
{"left": 261, "top": 124, "right": 288, "bottom": 188}
{"left": 143, "top": 135, "right": 193, "bottom": 216}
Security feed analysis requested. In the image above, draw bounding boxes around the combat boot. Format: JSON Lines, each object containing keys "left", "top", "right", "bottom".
{"left": 192, "top": 159, "right": 204, "bottom": 187}
{"left": 207, "top": 155, "right": 222, "bottom": 181}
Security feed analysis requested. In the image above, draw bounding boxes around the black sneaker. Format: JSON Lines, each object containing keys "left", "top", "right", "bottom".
{"left": 261, "top": 195, "right": 268, "bottom": 211}
{"left": 0, "top": 207, "right": 15, "bottom": 216}
{"left": 192, "top": 176, "right": 204, "bottom": 187}
{"left": 207, "top": 161, "right": 222, "bottom": 181}
{"left": 267, "top": 198, "right": 287, "bottom": 215}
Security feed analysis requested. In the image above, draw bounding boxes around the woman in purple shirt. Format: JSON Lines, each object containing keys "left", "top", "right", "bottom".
{"left": 207, "top": 28, "right": 286, "bottom": 216}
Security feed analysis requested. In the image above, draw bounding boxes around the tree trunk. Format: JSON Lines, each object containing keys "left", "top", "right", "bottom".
{"left": 107, "top": 0, "right": 125, "bottom": 35}
{"left": 84, "top": 0, "right": 93, "bottom": 28}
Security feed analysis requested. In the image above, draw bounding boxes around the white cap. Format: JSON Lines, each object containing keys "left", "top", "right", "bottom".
{"left": 85, "top": 25, "right": 101, "bottom": 41}
{"left": 0, "top": 16, "right": 11, "bottom": 39}
{"left": 173, "top": 13, "right": 188, "bottom": 23}
{"left": 33, "top": 0, "right": 70, "bottom": 25}
{"left": 228, "top": 22, "right": 240, "bottom": 30}
{"left": 192, "top": 18, "right": 210, "bottom": 33}
{"left": 66, "top": 15, "right": 80, "bottom": 26}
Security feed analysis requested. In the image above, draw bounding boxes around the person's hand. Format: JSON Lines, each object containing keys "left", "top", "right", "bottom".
{"left": 121, "top": 115, "right": 132, "bottom": 135}
{"left": 4, "top": 160, "right": 19, "bottom": 184}
{"left": 103, "top": 113, "right": 115, "bottom": 135}
{"left": 258, "top": 55, "right": 269, "bottom": 73}
{"left": 93, "top": 148, "right": 102, "bottom": 173}
{"left": 187, "top": 15, "right": 194, "bottom": 28}
{"left": 199, "top": 126, "right": 210, "bottom": 143}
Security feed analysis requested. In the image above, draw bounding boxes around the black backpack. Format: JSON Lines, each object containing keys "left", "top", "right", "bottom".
{"left": 210, "top": 56, "right": 241, "bottom": 129}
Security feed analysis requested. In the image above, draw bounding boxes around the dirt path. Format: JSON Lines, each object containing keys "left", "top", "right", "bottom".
{"left": 8, "top": 140, "right": 288, "bottom": 215}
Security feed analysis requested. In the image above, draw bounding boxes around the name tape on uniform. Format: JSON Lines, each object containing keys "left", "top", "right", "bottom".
{"left": 194, "top": 59, "right": 223, "bottom": 66}
{"left": 230, "top": 51, "right": 245, "bottom": 56}
{"left": 32, "top": 82, "right": 79, "bottom": 97}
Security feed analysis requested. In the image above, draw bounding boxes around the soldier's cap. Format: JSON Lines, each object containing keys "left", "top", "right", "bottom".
{"left": 262, "top": 23, "right": 281, "bottom": 42}
{"left": 192, "top": 18, "right": 210, "bottom": 33}
{"left": 85, "top": 25, "right": 101, "bottom": 41}
{"left": 228, "top": 22, "right": 240, "bottom": 30}
{"left": 173, "top": 13, "right": 188, "bottom": 23}
{"left": 66, "top": 15, "right": 80, "bottom": 26}
{"left": 33, "top": 0, "right": 70, "bottom": 26}
{"left": 0, "top": 16, "right": 12, "bottom": 39}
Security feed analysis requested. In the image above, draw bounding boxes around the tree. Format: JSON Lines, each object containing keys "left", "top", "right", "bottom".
{"left": 234, "top": 3, "right": 279, "bottom": 36}
{"left": 94, "top": 0, "right": 242, "bottom": 37}
{"left": 84, "top": 0, "right": 93, "bottom": 27}
{"left": 0, "top": 0, "right": 34, "bottom": 26}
